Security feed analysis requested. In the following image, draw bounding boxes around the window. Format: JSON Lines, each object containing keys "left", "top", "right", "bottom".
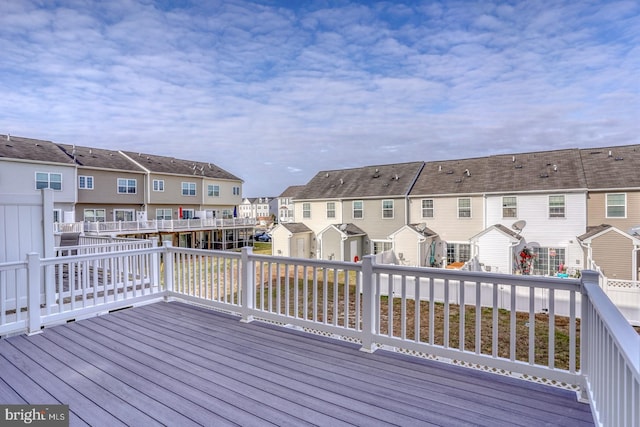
{"left": 208, "top": 184, "right": 220, "bottom": 197}
{"left": 182, "top": 209, "right": 195, "bottom": 219}
{"left": 382, "top": 200, "right": 394, "bottom": 219}
{"left": 114, "top": 210, "right": 134, "bottom": 221}
{"left": 84, "top": 209, "right": 106, "bottom": 222}
{"left": 153, "top": 179, "right": 164, "bottom": 192}
{"left": 302, "top": 203, "right": 311, "bottom": 219}
{"left": 117, "top": 178, "right": 136, "bottom": 194}
{"left": 182, "top": 182, "right": 196, "bottom": 196}
{"left": 156, "top": 208, "right": 172, "bottom": 220}
{"left": 549, "top": 195, "right": 565, "bottom": 218}
{"left": 78, "top": 175, "right": 94, "bottom": 190}
{"left": 502, "top": 196, "right": 517, "bottom": 218}
{"left": 326, "top": 202, "right": 335, "bottom": 219}
{"left": 373, "top": 240, "right": 393, "bottom": 255}
{"left": 421, "top": 199, "right": 434, "bottom": 218}
{"left": 447, "top": 243, "right": 471, "bottom": 264}
{"left": 353, "top": 201, "right": 363, "bottom": 219}
{"left": 458, "top": 198, "right": 471, "bottom": 218}
{"left": 36, "top": 172, "right": 62, "bottom": 190}
{"left": 233, "top": 186, "right": 240, "bottom": 196}
{"left": 532, "top": 247, "right": 566, "bottom": 276}
{"left": 606, "top": 193, "right": 626, "bottom": 218}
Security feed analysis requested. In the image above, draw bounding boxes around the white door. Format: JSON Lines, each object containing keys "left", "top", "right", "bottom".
{"left": 350, "top": 240, "right": 358, "bottom": 262}
{"left": 296, "top": 238, "right": 305, "bottom": 258}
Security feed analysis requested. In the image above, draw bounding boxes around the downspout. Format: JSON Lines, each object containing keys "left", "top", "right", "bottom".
{"left": 405, "top": 162, "right": 425, "bottom": 225}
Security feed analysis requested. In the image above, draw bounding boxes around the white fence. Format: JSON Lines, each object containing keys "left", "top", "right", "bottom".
{"left": 1, "top": 246, "right": 638, "bottom": 426}
{"left": 602, "top": 279, "right": 640, "bottom": 326}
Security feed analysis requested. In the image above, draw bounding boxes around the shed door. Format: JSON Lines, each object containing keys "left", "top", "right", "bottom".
{"left": 296, "top": 238, "right": 305, "bottom": 258}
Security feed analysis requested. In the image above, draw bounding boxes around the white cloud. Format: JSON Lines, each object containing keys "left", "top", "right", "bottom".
{"left": 0, "top": 0, "right": 638, "bottom": 196}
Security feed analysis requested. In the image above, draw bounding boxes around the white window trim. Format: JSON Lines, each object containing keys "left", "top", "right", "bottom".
{"left": 382, "top": 199, "right": 394, "bottom": 219}
{"left": 153, "top": 179, "right": 165, "bottom": 192}
{"left": 78, "top": 175, "right": 94, "bottom": 190}
{"left": 457, "top": 198, "right": 471, "bottom": 219}
{"left": 182, "top": 182, "right": 197, "bottom": 196}
{"left": 114, "top": 209, "right": 135, "bottom": 221}
{"left": 606, "top": 193, "right": 627, "bottom": 218}
{"left": 117, "top": 178, "right": 137, "bottom": 194}
{"left": 35, "top": 172, "right": 62, "bottom": 191}
{"left": 548, "top": 195, "right": 566, "bottom": 218}
{"left": 326, "top": 202, "right": 336, "bottom": 219}
{"left": 502, "top": 196, "right": 517, "bottom": 219}
{"left": 352, "top": 200, "right": 364, "bottom": 219}
{"left": 421, "top": 199, "right": 434, "bottom": 218}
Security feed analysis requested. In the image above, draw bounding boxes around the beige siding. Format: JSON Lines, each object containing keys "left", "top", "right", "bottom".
{"left": 320, "top": 228, "right": 342, "bottom": 260}
{"left": 588, "top": 191, "right": 640, "bottom": 230}
{"left": 408, "top": 195, "right": 484, "bottom": 242}
{"left": 391, "top": 228, "right": 424, "bottom": 267}
{"left": 77, "top": 169, "right": 144, "bottom": 204}
{"left": 294, "top": 200, "right": 342, "bottom": 234}
{"left": 591, "top": 232, "right": 634, "bottom": 280}
{"left": 341, "top": 198, "right": 407, "bottom": 240}
{"left": 202, "top": 178, "right": 242, "bottom": 206}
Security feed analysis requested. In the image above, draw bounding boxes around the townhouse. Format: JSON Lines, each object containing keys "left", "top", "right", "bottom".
{"left": 578, "top": 146, "right": 640, "bottom": 280}
{"left": 0, "top": 135, "right": 76, "bottom": 262}
{"left": 0, "top": 134, "right": 248, "bottom": 251}
{"left": 277, "top": 185, "right": 304, "bottom": 224}
{"left": 279, "top": 145, "right": 640, "bottom": 281}
{"left": 239, "top": 197, "right": 277, "bottom": 226}
{"left": 272, "top": 162, "right": 425, "bottom": 261}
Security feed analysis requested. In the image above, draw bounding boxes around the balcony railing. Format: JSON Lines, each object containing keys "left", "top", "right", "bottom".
{"left": 55, "top": 217, "right": 257, "bottom": 235}
{"left": 1, "top": 245, "right": 638, "bottom": 426}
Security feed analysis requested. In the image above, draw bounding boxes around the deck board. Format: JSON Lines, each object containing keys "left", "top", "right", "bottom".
{"left": 0, "top": 301, "right": 594, "bottom": 427}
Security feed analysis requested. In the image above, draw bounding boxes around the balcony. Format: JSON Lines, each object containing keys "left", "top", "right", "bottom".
{"left": 54, "top": 217, "right": 258, "bottom": 236}
{"left": 1, "top": 245, "right": 638, "bottom": 426}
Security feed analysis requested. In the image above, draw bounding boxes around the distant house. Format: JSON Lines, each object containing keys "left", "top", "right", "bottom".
{"left": 277, "top": 185, "right": 303, "bottom": 224}
{"left": 0, "top": 135, "right": 76, "bottom": 262}
{"left": 240, "top": 197, "right": 277, "bottom": 226}
{"left": 294, "top": 162, "right": 425, "bottom": 261}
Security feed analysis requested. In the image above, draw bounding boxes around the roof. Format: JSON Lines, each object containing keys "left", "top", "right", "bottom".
{"left": 281, "top": 222, "right": 312, "bottom": 233}
{"left": 407, "top": 223, "right": 438, "bottom": 237}
{"left": 57, "top": 144, "right": 145, "bottom": 172}
{"left": 485, "top": 149, "right": 586, "bottom": 192}
{"left": 279, "top": 185, "right": 305, "bottom": 198}
{"left": 296, "top": 162, "right": 425, "bottom": 200}
{"left": 578, "top": 224, "right": 612, "bottom": 241}
{"left": 410, "top": 157, "right": 490, "bottom": 195}
{"left": 330, "top": 223, "right": 367, "bottom": 237}
{"left": 120, "top": 150, "right": 242, "bottom": 181}
{"left": 0, "top": 134, "right": 75, "bottom": 165}
{"left": 471, "top": 224, "right": 523, "bottom": 242}
{"left": 580, "top": 145, "right": 640, "bottom": 189}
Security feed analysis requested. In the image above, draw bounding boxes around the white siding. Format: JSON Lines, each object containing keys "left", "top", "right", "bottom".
{"left": 474, "top": 230, "right": 515, "bottom": 274}
{"left": 485, "top": 192, "right": 587, "bottom": 272}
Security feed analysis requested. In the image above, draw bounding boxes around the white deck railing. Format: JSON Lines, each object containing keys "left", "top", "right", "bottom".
{"left": 1, "top": 245, "right": 639, "bottom": 426}
{"left": 80, "top": 217, "right": 257, "bottom": 234}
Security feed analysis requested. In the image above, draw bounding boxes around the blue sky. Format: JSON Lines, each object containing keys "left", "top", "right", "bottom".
{"left": 1, "top": 1, "right": 638, "bottom": 196}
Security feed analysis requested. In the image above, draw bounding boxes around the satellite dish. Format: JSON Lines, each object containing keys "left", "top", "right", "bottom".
{"left": 339, "top": 223, "right": 348, "bottom": 231}
{"left": 416, "top": 223, "right": 427, "bottom": 232}
{"left": 512, "top": 220, "right": 527, "bottom": 232}
{"left": 628, "top": 225, "right": 640, "bottom": 236}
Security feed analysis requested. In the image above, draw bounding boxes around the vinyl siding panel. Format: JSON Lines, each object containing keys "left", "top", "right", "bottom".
{"left": 591, "top": 232, "right": 634, "bottom": 280}
{"left": 343, "top": 198, "right": 406, "bottom": 240}
{"left": 408, "top": 196, "right": 484, "bottom": 242}
{"left": 485, "top": 193, "right": 587, "bottom": 273}
{"left": 392, "top": 228, "right": 427, "bottom": 267}
{"left": 587, "top": 191, "right": 640, "bottom": 231}
{"left": 294, "top": 200, "right": 342, "bottom": 235}
{"left": 320, "top": 228, "right": 342, "bottom": 260}
{"left": 474, "top": 230, "right": 515, "bottom": 274}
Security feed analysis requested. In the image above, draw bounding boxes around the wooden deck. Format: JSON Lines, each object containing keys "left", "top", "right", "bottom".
{"left": 0, "top": 301, "right": 594, "bottom": 427}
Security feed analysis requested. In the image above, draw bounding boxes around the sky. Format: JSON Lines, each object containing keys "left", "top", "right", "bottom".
{"left": 1, "top": 1, "right": 638, "bottom": 197}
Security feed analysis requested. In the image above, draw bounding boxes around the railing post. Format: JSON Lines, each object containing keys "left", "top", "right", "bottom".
{"left": 26, "top": 252, "right": 42, "bottom": 335}
{"left": 360, "top": 255, "right": 376, "bottom": 353}
{"left": 240, "top": 246, "right": 255, "bottom": 323}
{"left": 163, "top": 241, "right": 174, "bottom": 301}
{"left": 579, "top": 269, "right": 598, "bottom": 403}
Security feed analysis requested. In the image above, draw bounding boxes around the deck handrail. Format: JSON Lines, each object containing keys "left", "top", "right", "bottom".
{"left": 1, "top": 245, "right": 639, "bottom": 426}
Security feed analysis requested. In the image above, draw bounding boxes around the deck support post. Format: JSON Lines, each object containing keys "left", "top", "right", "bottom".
{"left": 360, "top": 255, "right": 376, "bottom": 353}
{"left": 163, "top": 241, "right": 174, "bottom": 301}
{"left": 240, "top": 246, "right": 255, "bottom": 323}
{"left": 578, "top": 270, "right": 597, "bottom": 404}
{"left": 26, "top": 252, "right": 42, "bottom": 335}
